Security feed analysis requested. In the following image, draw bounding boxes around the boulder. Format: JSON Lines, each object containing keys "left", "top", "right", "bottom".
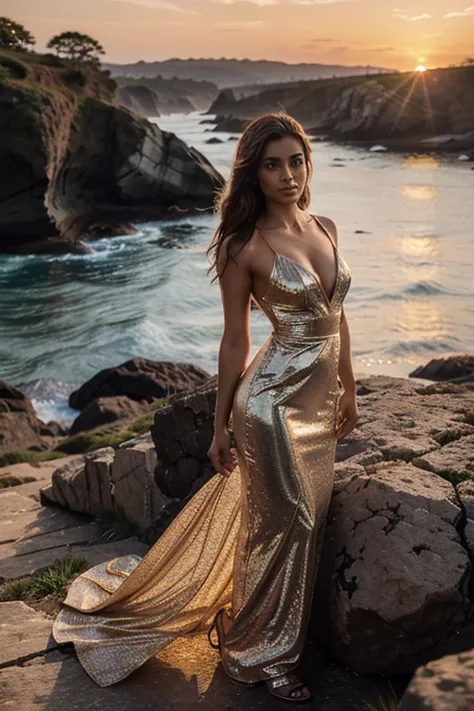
{"left": 69, "top": 358, "right": 211, "bottom": 410}
{"left": 212, "top": 117, "right": 248, "bottom": 133}
{"left": 313, "top": 462, "right": 470, "bottom": 674}
{"left": 0, "top": 380, "right": 58, "bottom": 452}
{"left": 46, "top": 448, "right": 115, "bottom": 517}
{"left": 43, "top": 436, "right": 167, "bottom": 532}
{"left": 409, "top": 354, "right": 474, "bottom": 383}
{"left": 70, "top": 395, "right": 146, "bottom": 435}
{"left": 399, "top": 648, "right": 474, "bottom": 711}
{"left": 112, "top": 436, "right": 168, "bottom": 531}
{"left": 147, "top": 376, "right": 217, "bottom": 541}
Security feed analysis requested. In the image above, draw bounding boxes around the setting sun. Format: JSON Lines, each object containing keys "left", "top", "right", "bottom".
{"left": 415, "top": 64, "right": 427, "bottom": 72}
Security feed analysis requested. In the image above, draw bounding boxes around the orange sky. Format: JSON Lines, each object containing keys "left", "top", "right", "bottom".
{"left": 5, "top": 0, "right": 473, "bottom": 70}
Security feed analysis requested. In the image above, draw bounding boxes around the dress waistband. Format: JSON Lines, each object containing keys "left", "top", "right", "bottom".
{"left": 272, "top": 314, "right": 341, "bottom": 345}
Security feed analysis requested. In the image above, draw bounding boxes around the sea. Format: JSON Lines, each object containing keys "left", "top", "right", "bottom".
{"left": 1, "top": 112, "right": 473, "bottom": 424}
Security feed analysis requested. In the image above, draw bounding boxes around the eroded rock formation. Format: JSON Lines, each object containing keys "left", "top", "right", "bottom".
{"left": 0, "top": 52, "right": 224, "bottom": 253}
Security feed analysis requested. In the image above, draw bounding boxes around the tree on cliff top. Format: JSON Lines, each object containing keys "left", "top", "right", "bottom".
{"left": 47, "top": 32, "right": 105, "bottom": 67}
{"left": 0, "top": 17, "right": 35, "bottom": 50}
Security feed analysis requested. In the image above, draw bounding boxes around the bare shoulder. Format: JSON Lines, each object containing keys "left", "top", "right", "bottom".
{"left": 315, "top": 214, "right": 338, "bottom": 246}
{"left": 216, "top": 231, "right": 254, "bottom": 277}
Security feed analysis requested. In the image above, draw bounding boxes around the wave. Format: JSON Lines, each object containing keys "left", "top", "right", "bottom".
{"left": 372, "top": 280, "right": 465, "bottom": 301}
{"left": 384, "top": 336, "right": 463, "bottom": 357}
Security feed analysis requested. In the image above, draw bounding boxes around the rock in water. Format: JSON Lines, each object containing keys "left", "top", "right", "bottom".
{"left": 409, "top": 354, "right": 474, "bottom": 383}
{"left": 0, "top": 380, "right": 58, "bottom": 452}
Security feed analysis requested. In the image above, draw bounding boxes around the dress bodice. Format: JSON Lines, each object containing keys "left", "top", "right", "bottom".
{"left": 253, "top": 216, "right": 352, "bottom": 343}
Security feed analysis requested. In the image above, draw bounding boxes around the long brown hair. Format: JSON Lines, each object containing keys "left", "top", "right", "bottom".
{"left": 206, "top": 112, "right": 313, "bottom": 283}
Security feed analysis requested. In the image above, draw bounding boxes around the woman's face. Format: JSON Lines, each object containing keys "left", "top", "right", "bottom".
{"left": 256, "top": 136, "right": 308, "bottom": 206}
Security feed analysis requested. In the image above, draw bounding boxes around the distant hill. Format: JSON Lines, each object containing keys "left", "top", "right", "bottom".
{"left": 103, "top": 58, "right": 395, "bottom": 89}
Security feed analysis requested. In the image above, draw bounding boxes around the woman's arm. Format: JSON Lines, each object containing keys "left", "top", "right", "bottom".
{"left": 208, "top": 237, "right": 253, "bottom": 475}
{"left": 338, "top": 308, "right": 356, "bottom": 394}
{"left": 318, "top": 215, "right": 358, "bottom": 438}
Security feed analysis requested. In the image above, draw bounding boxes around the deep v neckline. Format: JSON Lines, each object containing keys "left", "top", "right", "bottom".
{"left": 258, "top": 214, "right": 340, "bottom": 309}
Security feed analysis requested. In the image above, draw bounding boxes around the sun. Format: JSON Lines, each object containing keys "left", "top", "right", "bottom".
{"left": 415, "top": 64, "right": 427, "bottom": 72}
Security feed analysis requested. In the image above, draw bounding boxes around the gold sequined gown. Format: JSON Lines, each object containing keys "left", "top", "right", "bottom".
{"left": 52, "top": 215, "right": 351, "bottom": 688}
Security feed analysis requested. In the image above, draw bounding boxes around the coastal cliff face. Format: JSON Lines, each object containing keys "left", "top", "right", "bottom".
{"left": 115, "top": 76, "right": 218, "bottom": 115}
{"left": 209, "top": 66, "right": 474, "bottom": 149}
{"left": 0, "top": 50, "right": 224, "bottom": 253}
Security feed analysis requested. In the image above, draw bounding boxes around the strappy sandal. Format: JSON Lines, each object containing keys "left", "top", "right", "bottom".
{"left": 266, "top": 671, "right": 312, "bottom": 703}
{"left": 207, "top": 608, "right": 228, "bottom": 651}
{"left": 207, "top": 609, "right": 257, "bottom": 688}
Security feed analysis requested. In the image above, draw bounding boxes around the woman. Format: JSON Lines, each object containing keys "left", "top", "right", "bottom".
{"left": 52, "top": 113, "right": 358, "bottom": 704}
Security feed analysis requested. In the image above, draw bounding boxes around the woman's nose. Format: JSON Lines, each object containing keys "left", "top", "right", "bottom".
{"left": 280, "top": 164, "right": 293, "bottom": 181}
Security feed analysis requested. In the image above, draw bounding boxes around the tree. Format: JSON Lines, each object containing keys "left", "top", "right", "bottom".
{"left": 46, "top": 32, "right": 105, "bottom": 67}
{"left": 0, "top": 17, "right": 35, "bottom": 50}
{"left": 461, "top": 57, "right": 474, "bottom": 66}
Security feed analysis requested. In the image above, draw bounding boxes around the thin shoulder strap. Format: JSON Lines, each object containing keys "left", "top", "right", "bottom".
{"left": 312, "top": 214, "right": 337, "bottom": 249}
{"left": 254, "top": 225, "right": 277, "bottom": 255}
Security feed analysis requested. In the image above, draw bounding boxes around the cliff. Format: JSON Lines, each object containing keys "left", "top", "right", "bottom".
{"left": 0, "top": 49, "right": 224, "bottom": 254}
{"left": 209, "top": 66, "right": 474, "bottom": 151}
{"left": 114, "top": 75, "right": 218, "bottom": 114}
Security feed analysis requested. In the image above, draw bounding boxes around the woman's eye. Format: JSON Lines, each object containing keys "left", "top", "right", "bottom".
{"left": 292, "top": 158, "right": 303, "bottom": 166}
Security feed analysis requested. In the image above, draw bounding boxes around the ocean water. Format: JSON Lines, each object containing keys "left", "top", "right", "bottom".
{"left": 1, "top": 112, "right": 473, "bottom": 423}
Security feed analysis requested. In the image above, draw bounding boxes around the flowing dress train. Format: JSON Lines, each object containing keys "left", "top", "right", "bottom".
{"left": 52, "top": 214, "right": 352, "bottom": 687}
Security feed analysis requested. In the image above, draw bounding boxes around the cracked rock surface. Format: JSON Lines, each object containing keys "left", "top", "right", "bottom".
{"left": 398, "top": 648, "right": 474, "bottom": 711}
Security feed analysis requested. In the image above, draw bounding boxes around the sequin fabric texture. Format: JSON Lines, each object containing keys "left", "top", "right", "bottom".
{"left": 52, "top": 215, "right": 352, "bottom": 688}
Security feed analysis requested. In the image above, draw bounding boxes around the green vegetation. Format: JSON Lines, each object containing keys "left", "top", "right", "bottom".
{"left": 0, "top": 449, "right": 63, "bottom": 468}
{"left": 97, "top": 511, "right": 139, "bottom": 541}
{"left": 0, "top": 475, "right": 36, "bottom": 489}
{"left": 47, "top": 31, "right": 105, "bottom": 68}
{"left": 0, "top": 17, "right": 35, "bottom": 51}
{"left": 56, "top": 400, "right": 166, "bottom": 454}
{"left": 0, "top": 556, "right": 89, "bottom": 602}
{"left": 0, "top": 398, "right": 167, "bottom": 466}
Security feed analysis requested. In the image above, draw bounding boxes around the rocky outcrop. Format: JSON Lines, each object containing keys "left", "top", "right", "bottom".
{"left": 69, "top": 358, "right": 211, "bottom": 410}
{"left": 0, "top": 380, "right": 62, "bottom": 453}
{"left": 399, "top": 648, "right": 474, "bottom": 710}
{"left": 69, "top": 396, "right": 146, "bottom": 435}
{"left": 318, "top": 67, "right": 474, "bottom": 146}
{"left": 317, "top": 462, "right": 470, "bottom": 674}
{"left": 44, "top": 377, "right": 217, "bottom": 534}
{"left": 42, "top": 435, "right": 170, "bottom": 533}
{"left": 207, "top": 89, "right": 238, "bottom": 116}
{"left": 116, "top": 85, "right": 161, "bottom": 117}
{"left": 410, "top": 354, "right": 474, "bottom": 383}
{"left": 0, "top": 51, "right": 224, "bottom": 253}
{"left": 40, "top": 369, "right": 474, "bottom": 674}
{"left": 206, "top": 66, "right": 474, "bottom": 151}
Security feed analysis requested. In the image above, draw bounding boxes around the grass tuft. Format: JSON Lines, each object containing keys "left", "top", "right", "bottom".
{"left": 0, "top": 556, "right": 90, "bottom": 603}
{"left": 97, "top": 512, "right": 139, "bottom": 542}
{"left": 0, "top": 475, "right": 36, "bottom": 489}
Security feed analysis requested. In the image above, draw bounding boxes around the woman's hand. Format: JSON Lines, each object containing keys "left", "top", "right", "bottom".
{"left": 207, "top": 427, "right": 238, "bottom": 477}
{"left": 335, "top": 390, "right": 359, "bottom": 440}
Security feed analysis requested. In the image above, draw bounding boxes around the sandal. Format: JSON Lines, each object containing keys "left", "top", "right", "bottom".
{"left": 266, "top": 672, "right": 312, "bottom": 703}
{"left": 207, "top": 608, "right": 228, "bottom": 651}
{"left": 207, "top": 609, "right": 257, "bottom": 688}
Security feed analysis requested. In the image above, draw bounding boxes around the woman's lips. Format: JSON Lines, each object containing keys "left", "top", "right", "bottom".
{"left": 280, "top": 185, "right": 298, "bottom": 192}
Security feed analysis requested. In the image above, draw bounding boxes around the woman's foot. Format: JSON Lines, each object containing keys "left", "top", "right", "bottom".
{"left": 266, "top": 671, "right": 312, "bottom": 703}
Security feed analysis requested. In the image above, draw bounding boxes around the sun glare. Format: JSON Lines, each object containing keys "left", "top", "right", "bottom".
{"left": 415, "top": 64, "right": 427, "bottom": 72}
